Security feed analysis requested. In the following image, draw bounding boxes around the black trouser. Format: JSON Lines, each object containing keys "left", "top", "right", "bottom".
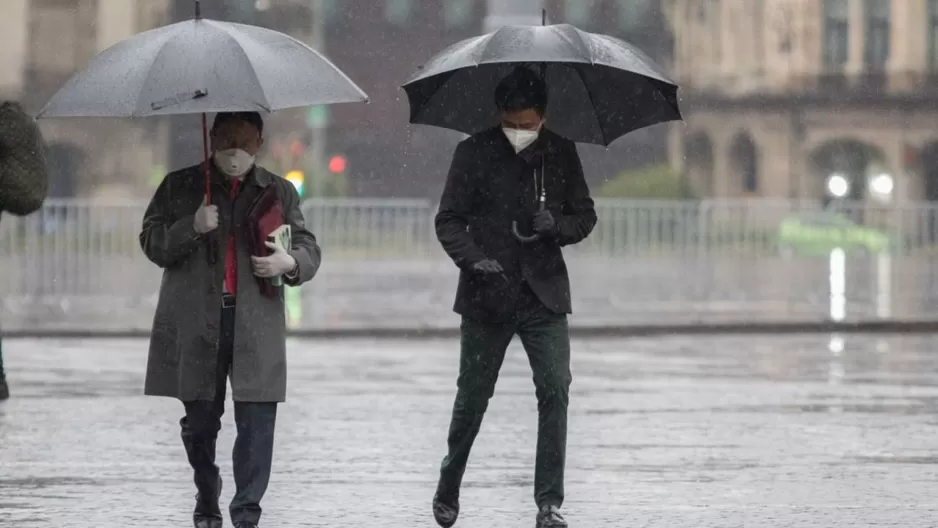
{"left": 439, "top": 284, "right": 572, "bottom": 509}
{"left": 180, "top": 299, "right": 278, "bottom": 525}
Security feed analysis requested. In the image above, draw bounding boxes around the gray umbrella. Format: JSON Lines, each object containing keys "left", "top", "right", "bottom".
{"left": 402, "top": 22, "right": 680, "bottom": 146}
{"left": 37, "top": 0, "right": 368, "bottom": 263}
{"left": 38, "top": 11, "right": 367, "bottom": 118}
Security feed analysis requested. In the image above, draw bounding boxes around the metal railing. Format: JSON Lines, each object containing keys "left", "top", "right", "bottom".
{"left": 4, "top": 197, "right": 938, "bottom": 333}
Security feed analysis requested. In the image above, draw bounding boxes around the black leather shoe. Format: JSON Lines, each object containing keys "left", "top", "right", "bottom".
{"left": 233, "top": 524, "right": 258, "bottom": 528}
{"left": 536, "top": 505, "right": 567, "bottom": 528}
{"left": 433, "top": 491, "right": 459, "bottom": 528}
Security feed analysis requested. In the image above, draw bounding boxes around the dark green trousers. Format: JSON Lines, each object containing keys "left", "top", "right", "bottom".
{"left": 439, "top": 285, "right": 572, "bottom": 509}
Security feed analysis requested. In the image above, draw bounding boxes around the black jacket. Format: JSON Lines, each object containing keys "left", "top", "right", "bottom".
{"left": 0, "top": 101, "right": 48, "bottom": 217}
{"left": 435, "top": 127, "right": 597, "bottom": 322}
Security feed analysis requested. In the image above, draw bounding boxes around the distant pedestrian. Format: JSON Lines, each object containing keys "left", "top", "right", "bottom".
{"left": 139, "top": 112, "right": 321, "bottom": 528}
{"left": 431, "top": 68, "right": 597, "bottom": 528}
{"left": 0, "top": 101, "right": 50, "bottom": 401}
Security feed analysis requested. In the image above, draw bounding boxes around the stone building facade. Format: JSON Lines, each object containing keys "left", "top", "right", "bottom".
{"left": 666, "top": 0, "right": 938, "bottom": 205}
{"left": 0, "top": 0, "right": 670, "bottom": 199}
{"left": 0, "top": 0, "right": 173, "bottom": 199}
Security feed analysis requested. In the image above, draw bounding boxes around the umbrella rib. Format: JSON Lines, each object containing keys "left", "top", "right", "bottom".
{"left": 568, "top": 28, "right": 595, "bottom": 65}
{"left": 206, "top": 20, "right": 273, "bottom": 111}
{"left": 409, "top": 71, "right": 457, "bottom": 123}
{"left": 570, "top": 65, "right": 607, "bottom": 145}
{"left": 130, "top": 27, "right": 186, "bottom": 117}
{"left": 274, "top": 31, "right": 369, "bottom": 103}
{"left": 476, "top": 29, "right": 505, "bottom": 65}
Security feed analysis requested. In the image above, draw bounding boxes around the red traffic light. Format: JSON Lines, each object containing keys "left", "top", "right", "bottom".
{"left": 289, "top": 140, "right": 304, "bottom": 157}
{"left": 328, "top": 155, "right": 347, "bottom": 174}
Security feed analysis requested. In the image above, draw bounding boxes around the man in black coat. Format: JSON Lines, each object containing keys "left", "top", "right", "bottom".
{"left": 431, "top": 67, "right": 597, "bottom": 528}
{"left": 0, "top": 101, "right": 49, "bottom": 401}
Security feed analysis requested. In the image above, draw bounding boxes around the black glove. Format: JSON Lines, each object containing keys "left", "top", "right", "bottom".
{"left": 533, "top": 210, "right": 558, "bottom": 235}
{"left": 472, "top": 259, "right": 504, "bottom": 274}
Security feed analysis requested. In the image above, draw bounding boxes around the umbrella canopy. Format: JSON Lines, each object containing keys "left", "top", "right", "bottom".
{"left": 403, "top": 23, "right": 681, "bottom": 146}
{"left": 38, "top": 17, "right": 368, "bottom": 118}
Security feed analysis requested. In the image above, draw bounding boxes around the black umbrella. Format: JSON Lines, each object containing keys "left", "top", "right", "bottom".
{"left": 403, "top": 15, "right": 682, "bottom": 242}
{"left": 402, "top": 18, "right": 682, "bottom": 147}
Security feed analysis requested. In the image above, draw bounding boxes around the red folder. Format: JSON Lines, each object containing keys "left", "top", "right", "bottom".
{"left": 245, "top": 186, "right": 284, "bottom": 297}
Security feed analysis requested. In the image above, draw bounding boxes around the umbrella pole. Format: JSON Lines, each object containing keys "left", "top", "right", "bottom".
{"left": 202, "top": 112, "right": 210, "bottom": 203}
{"left": 201, "top": 112, "right": 217, "bottom": 265}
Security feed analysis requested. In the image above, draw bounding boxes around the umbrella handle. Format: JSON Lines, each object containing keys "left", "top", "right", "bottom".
{"left": 512, "top": 188, "right": 548, "bottom": 243}
{"left": 512, "top": 221, "right": 540, "bottom": 243}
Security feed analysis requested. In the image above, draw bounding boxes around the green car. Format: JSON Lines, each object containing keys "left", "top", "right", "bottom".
{"left": 777, "top": 212, "right": 890, "bottom": 256}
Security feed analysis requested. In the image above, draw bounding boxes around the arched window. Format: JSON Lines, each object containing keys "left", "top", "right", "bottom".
{"left": 730, "top": 133, "right": 759, "bottom": 194}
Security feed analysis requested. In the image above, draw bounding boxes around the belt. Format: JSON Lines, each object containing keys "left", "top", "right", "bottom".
{"left": 222, "top": 293, "right": 236, "bottom": 308}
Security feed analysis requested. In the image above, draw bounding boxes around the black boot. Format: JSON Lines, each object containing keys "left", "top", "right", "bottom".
{"left": 193, "top": 518, "right": 222, "bottom": 528}
{"left": 193, "top": 475, "right": 222, "bottom": 528}
{"left": 0, "top": 364, "right": 9, "bottom": 401}
{"left": 432, "top": 480, "right": 459, "bottom": 528}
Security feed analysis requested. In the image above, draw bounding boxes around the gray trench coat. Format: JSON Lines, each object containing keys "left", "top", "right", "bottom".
{"left": 140, "top": 163, "right": 320, "bottom": 402}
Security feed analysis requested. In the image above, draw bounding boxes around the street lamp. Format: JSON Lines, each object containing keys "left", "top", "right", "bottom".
{"left": 826, "top": 172, "right": 849, "bottom": 198}
{"left": 868, "top": 172, "right": 894, "bottom": 202}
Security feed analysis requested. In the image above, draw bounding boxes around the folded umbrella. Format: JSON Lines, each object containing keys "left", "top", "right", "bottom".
{"left": 402, "top": 21, "right": 681, "bottom": 147}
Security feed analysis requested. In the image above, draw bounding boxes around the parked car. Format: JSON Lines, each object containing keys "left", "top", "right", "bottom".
{"left": 777, "top": 212, "right": 890, "bottom": 256}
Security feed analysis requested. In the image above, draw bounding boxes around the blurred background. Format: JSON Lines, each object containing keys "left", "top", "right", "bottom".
{"left": 0, "top": 0, "right": 671, "bottom": 200}
{"left": 5, "top": 0, "right": 938, "bottom": 333}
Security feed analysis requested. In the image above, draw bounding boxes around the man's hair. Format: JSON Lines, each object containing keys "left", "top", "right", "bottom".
{"left": 211, "top": 111, "right": 264, "bottom": 136}
{"left": 494, "top": 66, "right": 548, "bottom": 116}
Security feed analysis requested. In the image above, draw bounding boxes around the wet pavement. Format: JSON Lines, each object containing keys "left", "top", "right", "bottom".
{"left": 2, "top": 334, "right": 938, "bottom": 526}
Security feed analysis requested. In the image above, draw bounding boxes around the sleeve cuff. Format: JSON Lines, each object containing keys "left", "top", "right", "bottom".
{"left": 284, "top": 262, "right": 300, "bottom": 280}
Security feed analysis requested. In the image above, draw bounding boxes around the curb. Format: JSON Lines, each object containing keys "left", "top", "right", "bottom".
{"left": 4, "top": 320, "right": 938, "bottom": 340}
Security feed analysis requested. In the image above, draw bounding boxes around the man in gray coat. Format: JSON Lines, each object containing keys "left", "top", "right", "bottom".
{"left": 0, "top": 101, "right": 50, "bottom": 401}
{"left": 139, "top": 112, "right": 320, "bottom": 528}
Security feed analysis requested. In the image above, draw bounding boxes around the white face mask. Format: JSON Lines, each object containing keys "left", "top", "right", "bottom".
{"left": 213, "top": 148, "right": 256, "bottom": 178}
{"left": 503, "top": 125, "right": 541, "bottom": 154}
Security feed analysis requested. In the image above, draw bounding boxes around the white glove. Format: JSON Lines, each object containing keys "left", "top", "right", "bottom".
{"left": 251, "top": 241, "right": 297, "bottom": 278}
{"left": 193, "top": 201, "right": 219, "bottom": 234}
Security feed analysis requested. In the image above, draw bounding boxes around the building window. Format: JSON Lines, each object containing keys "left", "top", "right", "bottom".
{"left": 863, "top": 0, "right": 890, "bottom": 68}
{"left": 616, "top": 0, "right": 650, "bottom": 31}
{"left": 822, "top": 0, "right": 849, "bottom": 68}
{"left": 443, "top": 0, "right": 473, "bottom": 29}
{"left": 384, "top": 0, "right": 413, "bottom": 26}
{"left": 564, "top": 0, "right": 595, "bottom": 27}
{"left": 317, "top": 0, "right": 339, "bottom": 24}
{"left": 929, "top": 0, "right": 938, "bottom": 69}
